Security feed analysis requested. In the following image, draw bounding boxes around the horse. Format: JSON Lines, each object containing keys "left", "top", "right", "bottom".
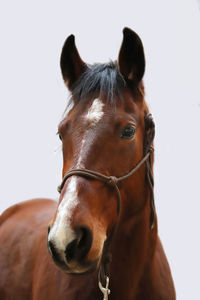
{"left": 0, "top": 27, "right": 176, "bottom": 300}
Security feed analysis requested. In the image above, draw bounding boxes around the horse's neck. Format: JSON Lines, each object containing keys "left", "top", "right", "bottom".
{"left": 109, "top": 196, "right": 157, "bottom": 300}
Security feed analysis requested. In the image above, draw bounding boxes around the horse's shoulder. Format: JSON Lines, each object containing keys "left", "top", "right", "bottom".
{"left": 0, "top": 198, "right": 56, "bottom": 226}
{"left": 152, "top": 236, "right": 176, "bottom": 299}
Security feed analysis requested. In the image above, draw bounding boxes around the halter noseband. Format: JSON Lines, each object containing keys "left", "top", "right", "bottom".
{"left": 57, "top": 147, "right": 154, "bottom": 221}
{"left": 57, "top": 145, "right": 155, "bottom": 299}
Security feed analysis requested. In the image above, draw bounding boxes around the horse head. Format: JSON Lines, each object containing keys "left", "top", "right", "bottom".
{"left": 47, "top": 28, "right": 155, "bottom": 275}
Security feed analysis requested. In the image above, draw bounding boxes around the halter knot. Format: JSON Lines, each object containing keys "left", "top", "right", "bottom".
{"left": 107, "top": 176, "right": 118, "bottom": 186}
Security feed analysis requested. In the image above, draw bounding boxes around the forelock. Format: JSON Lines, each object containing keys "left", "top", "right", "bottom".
{"left": 70, "top": 62, "right": 126, "bottom": 105}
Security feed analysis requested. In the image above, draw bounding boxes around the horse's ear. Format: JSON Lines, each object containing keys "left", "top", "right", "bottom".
{"left": 60, "top": 35, "right": 86, "bottom": 90}
{"left": 118, "top": 28, "right": 145, "bottom": 84}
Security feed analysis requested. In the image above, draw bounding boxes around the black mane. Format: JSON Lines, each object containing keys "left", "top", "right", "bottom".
{"left": 70, "top": 62, "right": 125, "bottom": 104}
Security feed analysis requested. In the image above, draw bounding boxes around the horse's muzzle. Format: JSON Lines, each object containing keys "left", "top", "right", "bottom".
{"left": 47, "top": 226, "right": 99, "bottom": 274}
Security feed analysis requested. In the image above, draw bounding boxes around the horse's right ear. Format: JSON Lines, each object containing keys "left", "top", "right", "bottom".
{"left": 118, "top": 28, "right": 145, "bottom": 84}
{"left": 60, "top": 35, "right": 86, "bottom": 90}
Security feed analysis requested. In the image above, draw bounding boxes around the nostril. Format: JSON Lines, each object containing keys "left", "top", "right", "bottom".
{"left": 48, "top": 240, "right": 56, "bottom": 257}
{"left": 65, "top": 239, "right": 78, "bottom": 262}
{"left": 48, "top": 240, "right": 67, "bottom": 269}
{"left": 77, "top": 227, "right": 91, "bottom": 254}
{"left": 65, "top": 226, "right": 92, "bottom": 263}
{"left": 76, "top": 226, "right": 93, "bottom": 260}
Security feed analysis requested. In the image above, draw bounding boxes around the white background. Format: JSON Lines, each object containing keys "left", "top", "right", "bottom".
{"left": 0, "top": 1, "right": 200, "bottom": 299}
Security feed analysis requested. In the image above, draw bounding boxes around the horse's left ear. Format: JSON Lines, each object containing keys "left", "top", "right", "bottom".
{"left": 118, "top": 28, "right": 145, "bottom": 84}
{"left": 60, "top": 34, "right": 86, "bottom": 90}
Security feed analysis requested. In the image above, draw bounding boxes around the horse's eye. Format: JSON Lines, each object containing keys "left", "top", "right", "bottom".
{"left": 120, "top": 126, "right": 136, "bottom": 140}
{"left": 57, "top": 132, "right": 62, "bottom": 141}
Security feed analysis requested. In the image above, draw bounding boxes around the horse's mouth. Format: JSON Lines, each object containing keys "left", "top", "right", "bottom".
{"left": 49, "top": 248, "right": 99, "bottom": 275}
{"left": 64, "top": 259, "right": 99, "bottom": 276}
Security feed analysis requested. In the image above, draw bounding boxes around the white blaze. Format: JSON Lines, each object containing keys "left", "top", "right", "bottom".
{"left": 48, "top": 177, "right": 78, "bottom": 260}
{"left": 77, "top": 137, "right": 86, "bottom": 166}
{"left": 49, "top": 99, "right": 104, "bottom": 256}
{"left": 77, "top": 98, "right": 104, "bottom": 166}
{"left": 86, "top": 98, "right": 104, "bottom": 124}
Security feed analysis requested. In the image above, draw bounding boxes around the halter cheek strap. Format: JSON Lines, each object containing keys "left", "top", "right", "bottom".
{"left": 144, "top": 113, "right": 155, "bottom": 229}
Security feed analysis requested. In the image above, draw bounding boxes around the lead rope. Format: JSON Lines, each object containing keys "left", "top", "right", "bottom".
{"left": 57, "top": 147, "right": 154, "bottom": 300}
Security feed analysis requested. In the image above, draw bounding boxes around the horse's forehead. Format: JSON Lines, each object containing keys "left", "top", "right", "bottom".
{"left": 67, "top": 94, "right": 142, "bottom": 127}
{"left": 75, "top": 96, "right": 128, "bottom": 114}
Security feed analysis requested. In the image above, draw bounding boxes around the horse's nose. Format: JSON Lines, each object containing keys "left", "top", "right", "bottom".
{"left": 65, "top": 226, "right": 92, "bottom": 263}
